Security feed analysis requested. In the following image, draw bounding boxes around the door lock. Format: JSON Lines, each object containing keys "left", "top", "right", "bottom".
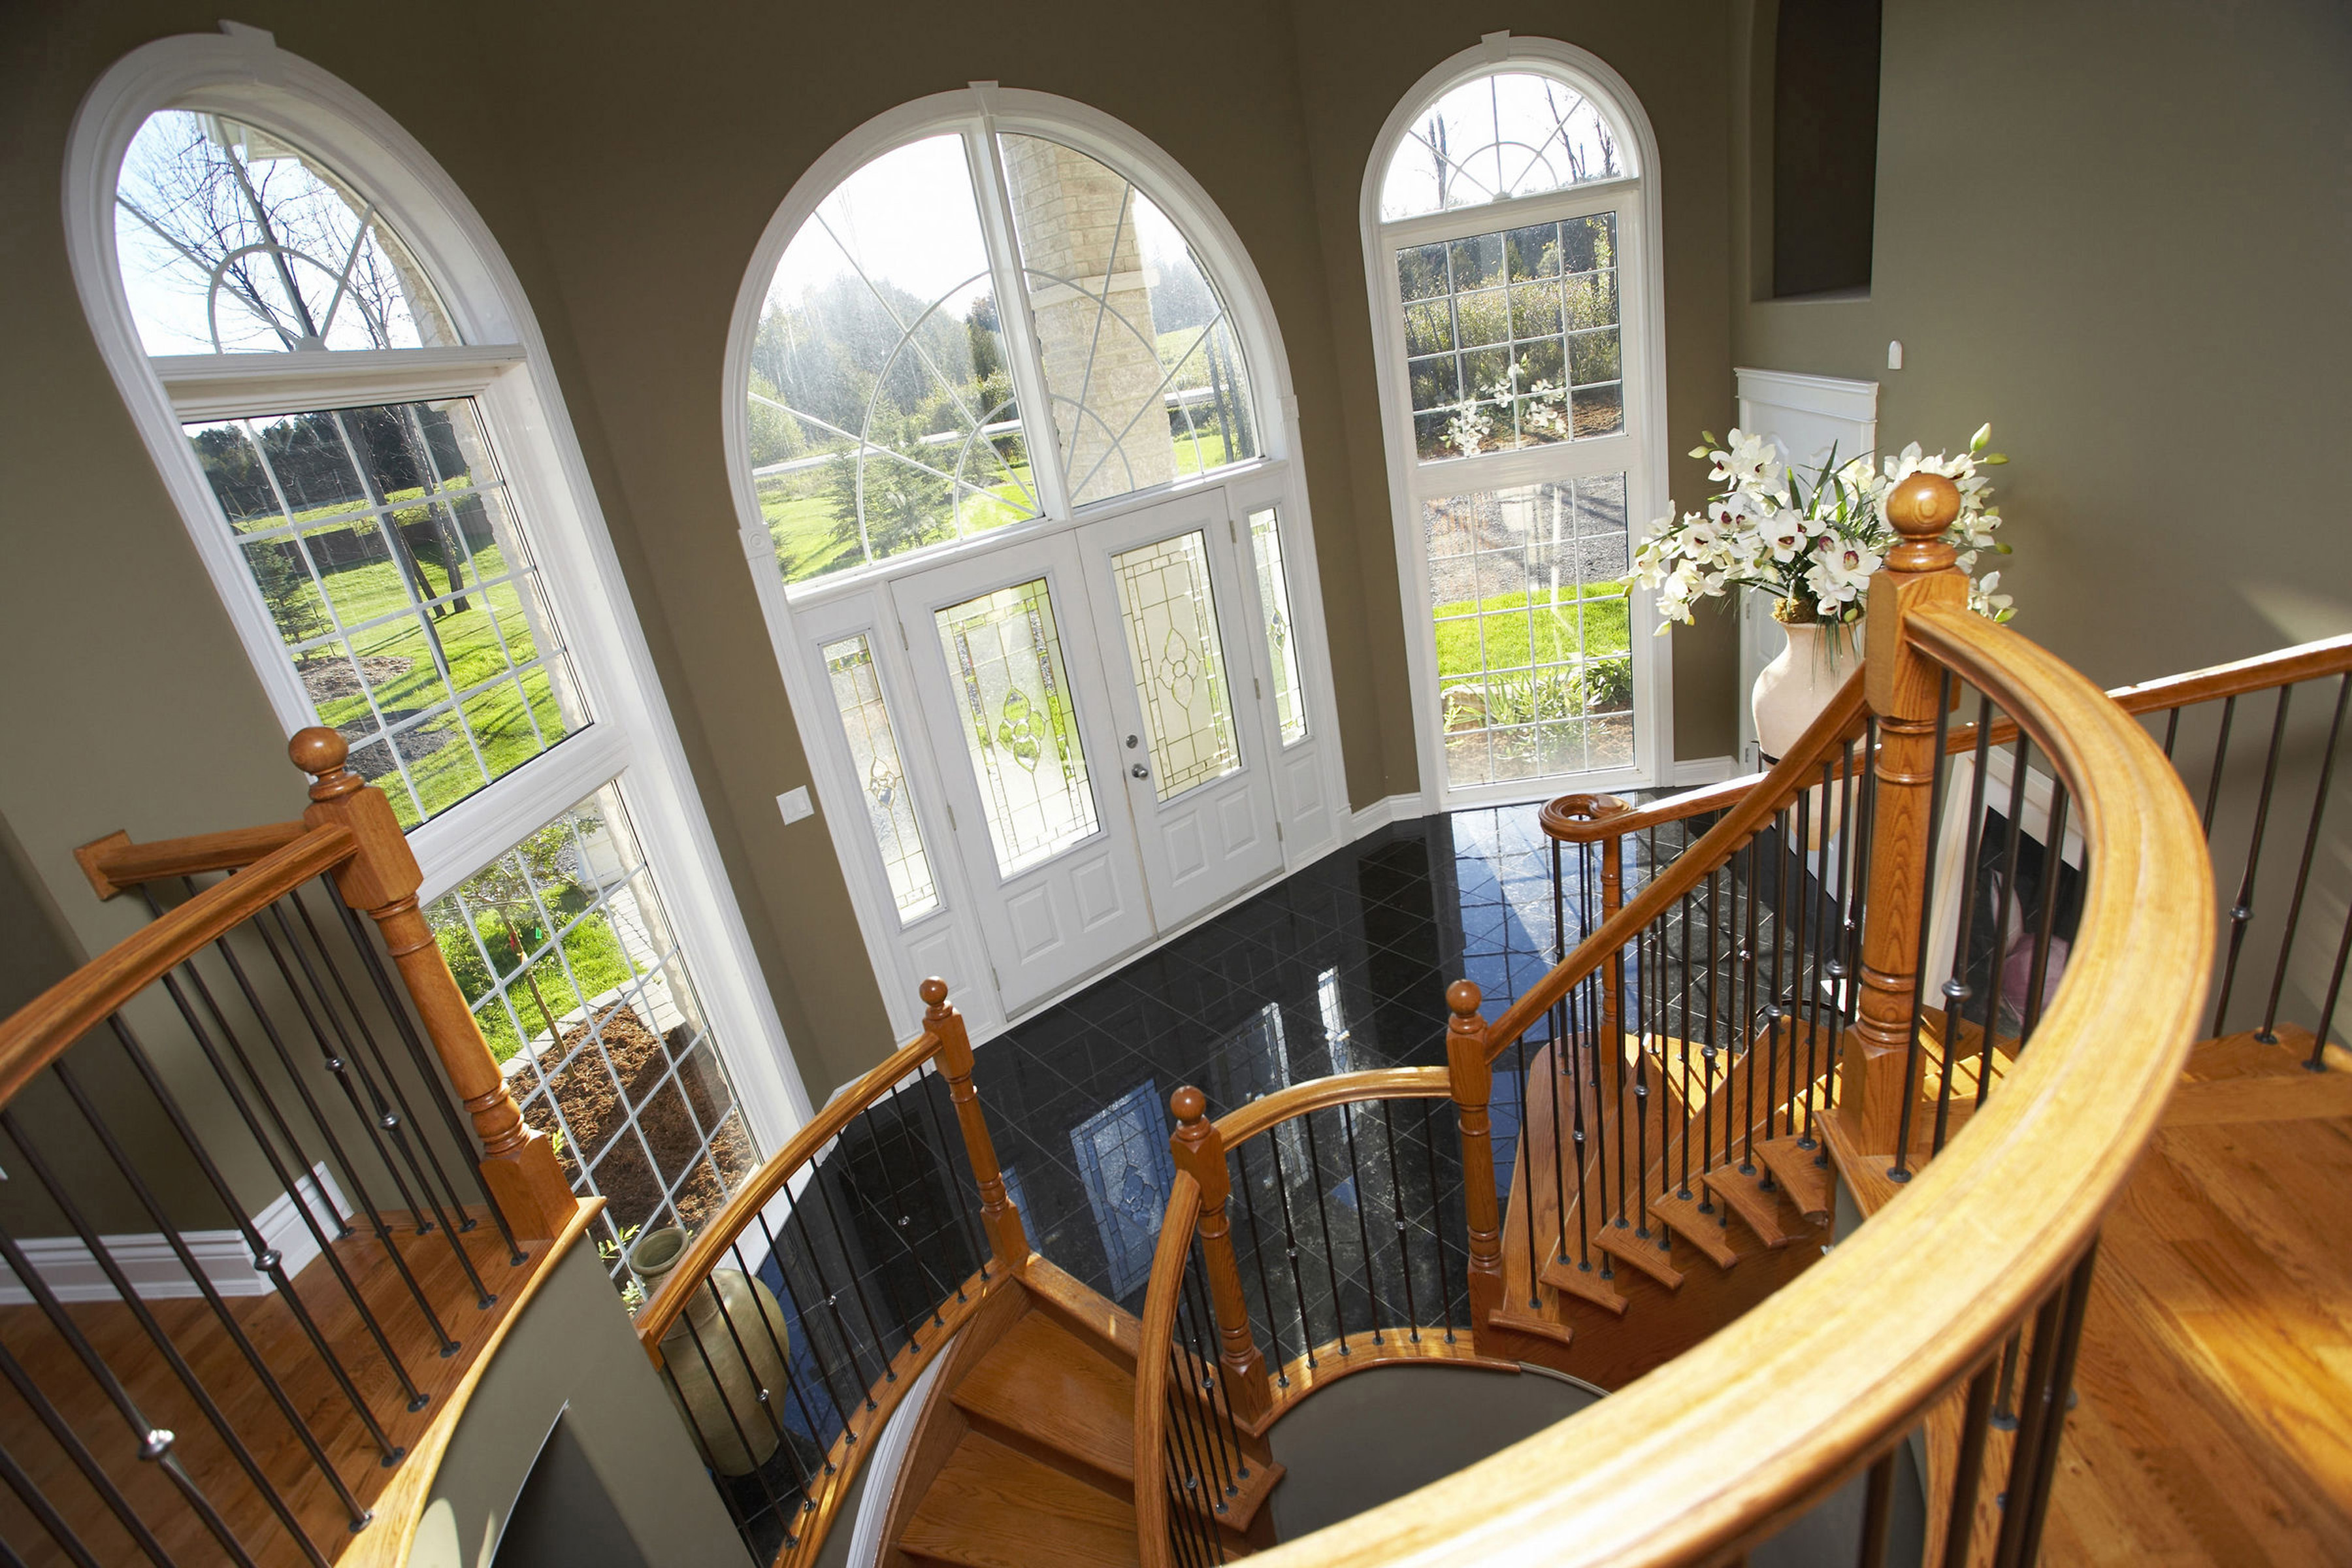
{"left": 1125, "top": 734, "right": 1141, "bottom": 748}
{"left": 1130, "top": 762, "right": 1151, "bottom": 779}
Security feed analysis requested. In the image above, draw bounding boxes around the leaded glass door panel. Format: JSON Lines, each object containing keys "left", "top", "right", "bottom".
{"left": 1077, "top": 492, "right": 1282, "bottom": 925}
{"left": 892, "top": 533, "right": 1152, "bottom": 1010}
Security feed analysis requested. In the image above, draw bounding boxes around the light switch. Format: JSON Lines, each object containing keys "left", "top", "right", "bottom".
{"left": 777, "top": 787, "right": 814, "bottom": 825}
{"left": 1887, "top": 340, "right": 1904, "bottom": 370}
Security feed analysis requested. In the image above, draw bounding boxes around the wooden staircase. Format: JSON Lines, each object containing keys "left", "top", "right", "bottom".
{"left": 1485, "top": 1020, "right": 1836, "bottom": 1386}
{"left": 882, "top": 1261, "right": 1282, "bottom": 1567}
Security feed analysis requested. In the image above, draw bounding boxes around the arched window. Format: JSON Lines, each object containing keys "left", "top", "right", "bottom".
{"left": 1364, "top": 38, "right": 1673, "bottom": 805}
{"left": 728, "top": 89, "right": 1343, "bottom": 1039}
{"left": 67, "top": 27, "right": 802, "bottom": 1284}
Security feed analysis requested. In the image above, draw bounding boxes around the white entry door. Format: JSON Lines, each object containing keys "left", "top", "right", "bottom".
{"left": 893, "top": 534, "right": 1153, "bottom": 1011}
{"left": 1076, "top": 493, "right": 1285, "bottom": 926}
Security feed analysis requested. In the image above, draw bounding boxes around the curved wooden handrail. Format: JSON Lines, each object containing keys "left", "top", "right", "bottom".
{"left": 1485, "top": 674, "right": 1870, "bottom": 1059}
{"left": 1242, "top": 605, "right": 2213, "bottom": 1567}
{"left": 1132, "top": 1171, "right": 1203, "bottom": 1568}
{"left": 632, "top": 1026, "right": 941, "bottom": 1350}
{"left": 1213, "top": 1067, "right": 1452, "bottom": 1148}
{"left": 0, "top": 823, "right": 354, "bottom": 1109}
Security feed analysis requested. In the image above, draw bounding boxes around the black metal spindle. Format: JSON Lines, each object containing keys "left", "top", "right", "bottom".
{"left": 1299, "top": 1110, "right": 1349, "bottom": 1354}
{"left": 2200, "top": 696, "right": 2238, "bottom": 840}
{"left": 2212, "top": 686, "right": 2295, "bottom": 1034}
{"left": 1266, "top": 1126, "right": 1318, "bottom": 1369}
{"left": 1418, "top": 1099, "right": 1458, "bottom": 1340}
{"left": 0, "top": 1340, "right": 176, "bottom": 1568}
{"left": 1891, "top": 672, "right": 1959, "bottom": 1181}
{"left": 1171, "top": 1287, "right": 1235, "bottom": 1505}
{"left": 913, "top": 1066, "right": 987, "bottom": 1291}
{"left": 675, "top": 1309, "right": 792, "bottom": 1529}
{"left": 1698, "top": 860, "right": 1721, "bottom": 1194}
{"left": 1856, "top": 1446, "right": 1898, "bottom": 1568}
{"left": 752, "top": 1207, "right": 850, "bottom": 1450}
{"left": 0, "top": 1223, "right": 261, "bottom": 1568}
{"left": 1378, "top": 1100, "right": 1423, "bottom": 1339}
{"left": 1181, "top": 1260, "right": 1250, "bottom": 1492}
{"left": 2161, "top": 706, "right": 2181, "bottom": 760}
{"left": 1233, "top": 1141, "right": 1287, "bottom": 1381}
{"left": 1989, "top": 1290, "right": 2068, "bottom": 1567}
{"left": 1510, "top": 1028, "right": 1541, "bottom": 1305}
{"left": 1978, "top": 738, "right": 2034, "bottom": 1091}
{"left": 875, "top": 1081, "right": 953, "bottom": 1326}
{"left": 326, "top": 891, "right": 527, "bottom": 1264}
{"left": 776, "top": 1175, "right": 878, "bottom": 1413}
{"left": 1940, "top": 1356, "right": 2002, "bottom": 1568}
{"left": 1801, "top": 757, "right": 1837, "bottom": 1146}
{"left": 1936, "top": 696, "right": 1998, "bottom": 1155}
{"left": 2019, "top": 790, "right": 2073, "bottom": 1044}
{"left": 1740, "top": 830, "right": 1763, "bottom": 1177}
{"left": 2264, "top": 672, "right": 2351, "bottom": 1049}
{"left": 808, "top": 1129, "right": 900, "bottom": 1380}
{"left": 2007, "top": 1245, "right": 2101, "bottom": 1568}
{"left": 1824, "top": 735, "right": 1863, "bottom": 1112}
{"left": 0, "top": 1436, "right": 102, "bottom": 1568}
{"left": 1335, "top": 1103, "right": 1387, "bottom": 1344}
{"left": 1781, "top": 787, "right": 1813, "bottom": 1151}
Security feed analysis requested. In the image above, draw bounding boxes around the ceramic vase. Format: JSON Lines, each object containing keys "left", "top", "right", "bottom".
{"left": 1754, "top": 616, "right": 1864, "bottom": 851}
{"left": 629, "top": 1225, "right": 792, "bottom": 1477}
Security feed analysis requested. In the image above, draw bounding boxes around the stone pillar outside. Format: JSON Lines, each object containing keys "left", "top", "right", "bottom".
{"left": 1001, "top": 139, "right": 1174, "bottom": 506}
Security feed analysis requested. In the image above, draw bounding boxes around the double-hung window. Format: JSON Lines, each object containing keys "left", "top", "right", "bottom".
{"left": 72, "top": 33, "right": 801, "bottom": 1288}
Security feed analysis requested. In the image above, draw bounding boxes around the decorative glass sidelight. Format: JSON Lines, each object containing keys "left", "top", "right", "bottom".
{"left": 936, "top": 576, "right": 1102, "bottom": 875}
{"left": 821, "top": 634, "right": 939, "bottom": 921}
{"left": 1247, "top": 504, "right": 1308, "bottom": 745}
{"left": 1423, "top": 474, "right": 1635, "bottom": 788}
{"left": 1109, "top": 530, "right": 1241, "bottom": 802}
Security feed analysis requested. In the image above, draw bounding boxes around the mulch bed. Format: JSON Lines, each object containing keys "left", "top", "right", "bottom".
{"left": 508, "top": 1002, "right": 755, "bottom": 1239}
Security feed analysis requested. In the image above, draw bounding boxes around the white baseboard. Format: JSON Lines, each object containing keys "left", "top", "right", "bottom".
{"left": 1347, "top": 792, "right": 1430, "bottom": 840}
{"left": 1671, "top": 755, "right": 1740, "bottom": 787}
{"left": 0, "top": 1164, "right": 351, "bottom": 1305}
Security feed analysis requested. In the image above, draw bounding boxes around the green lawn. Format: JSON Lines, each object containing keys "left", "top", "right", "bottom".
{"left": 1433, "top": 580, "right": 1631, "bottom": 679}
{"left": 436, "top": 897, "right": 640, "bottom": 1064}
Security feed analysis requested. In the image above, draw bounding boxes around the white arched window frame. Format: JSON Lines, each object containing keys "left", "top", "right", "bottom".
{"left": 1362, "top": 35, "right": 1676, "bottom": 809}
{"left": 63, "top": 29, "right": 809, "bottom": 1152}
{"left": 724, "top": 85, "right": 1348, "bottom": 1042}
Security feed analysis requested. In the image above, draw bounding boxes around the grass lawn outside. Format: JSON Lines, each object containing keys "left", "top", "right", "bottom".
{"left": 1432, "top": 578, "right": 1632, "bottom": 681}
{"left": 437, "top": 899, "right": 641, "bottom": 1064}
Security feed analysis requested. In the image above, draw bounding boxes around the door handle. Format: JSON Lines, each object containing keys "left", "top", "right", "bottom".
{"left": 1130, "top": 762, "right": 1151, "bottom": 779}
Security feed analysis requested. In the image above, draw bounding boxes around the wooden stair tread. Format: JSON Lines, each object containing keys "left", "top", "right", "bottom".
{"left": 1701, "top": 1162, "right": 1803, "bottom": 1248}
{"left": 1591, "top": 1218, "right": 1684, "bottom": 1289}
{"left": 1538, "top": 1245, "right": 1629, "bottom": 1314}
{"left": 1756, "top": 1137, "right": 1834, "bottom": 1219}
{"left": 901, "top": 1433, "right": 1138, "bottom": 1568}
{"left": 1489, "top": 1294, "right": 1578, "bottom": 1347}
{"left": 953, "top": 1311, "right": 1135, "bottom": 1482}
{"left": 1650, "top": 1190, "right": 1763, "bottom": 1271}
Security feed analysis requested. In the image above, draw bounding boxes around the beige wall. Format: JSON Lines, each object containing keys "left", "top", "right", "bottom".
{"left": 1731, "top": 0, "right": 2352, "bottom": 686}
{"left": 0, "top": 1, "right": 1740, "bottom": 1102}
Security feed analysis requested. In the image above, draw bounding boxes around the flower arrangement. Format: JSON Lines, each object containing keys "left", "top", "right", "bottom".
{"left": 1633, "top": 425, "right": 2014, "bottom": 632}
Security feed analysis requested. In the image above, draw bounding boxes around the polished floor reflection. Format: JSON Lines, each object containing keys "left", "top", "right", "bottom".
{"left": 970, "top": 804, "right": 1686, "bottom": 1316}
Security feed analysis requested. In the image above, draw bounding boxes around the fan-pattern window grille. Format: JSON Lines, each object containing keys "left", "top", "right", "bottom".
{"left": 1379, "top": 71, "right": 1627, "bottom": 222}
{"left": 747, "top": 127, "right": 1259, "bottom": 589}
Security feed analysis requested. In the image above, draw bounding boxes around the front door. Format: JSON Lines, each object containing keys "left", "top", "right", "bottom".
{"left": 1076, "top": 491, "right": 1284, "bottom": 926}
{"left": 894, "top": 533, "right": 1153, "bottom": 1011}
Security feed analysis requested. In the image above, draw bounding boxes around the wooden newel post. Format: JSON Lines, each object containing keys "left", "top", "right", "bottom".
{"left": 289, "top": 728, "right": 576, "bottom": 1241}
{"left": 1168, "top": 1086, "right": 1273, "bottom": 1425}
{"left": 1444, "top": 980, "right": 1505, "bottom": 1350}
{"left": 923, "top": 977, "right": 1030, "bottom": 1271}
{"left": 1845, "top": 474, "right": 1969, "bottom": 1159}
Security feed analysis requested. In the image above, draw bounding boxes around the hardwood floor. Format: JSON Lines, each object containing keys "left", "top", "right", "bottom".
{"left": 0, "top": 1205, "right": 561, "bottom": 1567}
{"left": 2039, "top": 1026, "right": 2352, "bottom": 1566}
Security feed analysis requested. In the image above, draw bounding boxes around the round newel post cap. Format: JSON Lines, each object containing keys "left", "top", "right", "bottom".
{"left": 1171, "top": 1085, "right": 1207, "bottom": 1124}
{"left": 919, "top": 977, "right": 950, "bottom": 1009}
{"left": 289, "top": 726, "right": 348, "bottom": 778}
{"left": 1884, "top": 472, "right": 1963, "bottom": 574}
{"left": 1446, "top": 979, "right": 1483, "bottom": 1017}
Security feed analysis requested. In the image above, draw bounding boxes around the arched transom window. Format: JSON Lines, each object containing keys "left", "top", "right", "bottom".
{"left": 1365, "top": 44, "right": 1670, "bottom": 804}
{"left": 746, "top": 124, "right": 1259, "bottom": 587}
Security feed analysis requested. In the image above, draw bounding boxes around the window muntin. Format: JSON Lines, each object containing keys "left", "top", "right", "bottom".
{"left": 821, "top": 633, "right": 940, "bottom": 921}
{"left": 747, "top": 122, "right": 1262, "bottom": 595}
{"left": 1108, "top": 530, "right": 1241, "bottom": 802}
{"left": 751, "top": 135, "right": 1037, "bottom": 587}
{"left": 934, "top": 576, "right": 1101, "bottom": 876}
{"left": 998, "top": 135, "right": 1257, "bottom": 508}
{"left": 1379, "top": 70, "right": 1629, "bottom": 222}
{"left": 116, "top": 110, "right": 454, "bottom": 355}
{"left": 1397, "top": 212, "right": 1621, "bottom": 463}
{"left": 428, "top": 781, "right": 757, "bottom": 1282}
{"left": 1246, "top": 506, "right": 1308, "bottom": 745}
{"left": 186, "top": 397, "right": 587, "bottom": 828}
{"left": 1425, "top": 477, "right": 1633, "bottom": 788}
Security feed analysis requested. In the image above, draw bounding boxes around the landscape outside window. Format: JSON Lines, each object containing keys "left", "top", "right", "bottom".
{"left": 746, "top": 128, "right": 1257, "bottom": 590}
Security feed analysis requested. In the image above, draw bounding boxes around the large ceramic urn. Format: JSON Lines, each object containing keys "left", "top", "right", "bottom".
{"left": 1752, "top": 612, "right": 1865, "bottom": 764}
{"left": 629, "top": 1225, "right": 793, "bottom": 1477}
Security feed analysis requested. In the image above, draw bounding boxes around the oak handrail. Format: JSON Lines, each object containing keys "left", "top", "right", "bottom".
{"left": 1240, "top": 604, "right": 2212, "bottom": 1565}
{"left": 1132, "top": 1171, "right": 1204, "bottom": 1568}
{"left": 1211, "top": 1066, "right": 1452, "bottom": 1148}
{"left": 1484, "top": 674, "right": 1872, "bottom": 1059}
{"left": 0, "top": 823, "right": 355, "bottom": 1108}
{"left": 74, "top": 821, "right": 311, "bottom": 900}
{"left": 631, "top": 1024, "right": 943, "bottom": 1350}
